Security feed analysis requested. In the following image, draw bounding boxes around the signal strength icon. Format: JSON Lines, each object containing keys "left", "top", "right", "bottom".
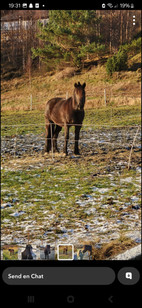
{"left": 107, "top": 3, "right": 113, "bottom": 8}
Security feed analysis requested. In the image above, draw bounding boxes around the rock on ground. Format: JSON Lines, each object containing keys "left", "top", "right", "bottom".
{"left": 110, "top": 244, "right": 141, "bottom": 260}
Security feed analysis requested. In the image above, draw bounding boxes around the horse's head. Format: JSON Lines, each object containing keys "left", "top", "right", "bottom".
{"left": 26, "top": 244, "right": 32, "bottom": 251}
{"left": 73, "top": 82, "right": 86, "bottom": 110}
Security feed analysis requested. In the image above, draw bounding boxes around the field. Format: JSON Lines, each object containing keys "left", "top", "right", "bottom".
{"left": 1, "top": 59, "right": 141, "bottom": 260}
{"left": 1, "top": 107, "right": 141, "bottom": 260}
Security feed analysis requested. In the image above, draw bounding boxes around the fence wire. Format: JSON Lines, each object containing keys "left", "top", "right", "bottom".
{"left": 1, "top": 123, "right": 141, "bottom": 159}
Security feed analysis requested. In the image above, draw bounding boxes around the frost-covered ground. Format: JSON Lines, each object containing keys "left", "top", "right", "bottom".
{"left": 1, "top": 127, "right": 141, "bottom": 259}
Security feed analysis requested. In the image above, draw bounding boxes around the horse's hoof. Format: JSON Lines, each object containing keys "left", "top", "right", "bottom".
{"left": 74, "top": 152, "right": 80, "bottom": 156}
{"left": 54, "top": 152, "right": 60, "bottom": 156}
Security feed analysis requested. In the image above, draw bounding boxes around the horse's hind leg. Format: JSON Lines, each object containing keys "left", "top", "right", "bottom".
{"left": 50, "top": 122, "right": 55, "bottom": 153}
{"left": 45, "top": 120, "right": 51, "bottom": 153}
{"left": 63, "top": 124, "right": 69, "bottom": 155}
{"left": 53, "top": 125, "right": 62, "bottom": 152}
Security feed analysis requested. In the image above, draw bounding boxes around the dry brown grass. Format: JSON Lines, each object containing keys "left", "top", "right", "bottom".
{"left": 1, "top": 63, "right": 141, "bottom": 112}
{"left": 81, "top": 237, "right": 138, "bottom": 260}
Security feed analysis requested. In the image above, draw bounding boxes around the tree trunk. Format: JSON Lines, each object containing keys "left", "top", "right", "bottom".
{"left": 109, "top": 10, "right": 113, "bottom": 53}
{"left": 120, "top": 11, "right": 123, "bottom": 45}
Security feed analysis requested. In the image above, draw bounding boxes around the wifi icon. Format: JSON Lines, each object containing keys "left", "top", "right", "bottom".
{"left": 107, "top": 3, "right": 113, "bottom": 8}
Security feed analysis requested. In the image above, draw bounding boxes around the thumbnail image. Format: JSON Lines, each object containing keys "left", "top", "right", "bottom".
{"left": 74, "top": 244, "right": 93, "bottom": 260}
{"left": 2, "top": 245, "right": 18, "bottom": 260}
{"left": 40, "top": 244, "right": 55, "bottom": 260}
{"left": 21, "top": 244, "right": 37, "bottom": 260}
{"left": 57, "top": 244, "right": 74, "bottom": 260}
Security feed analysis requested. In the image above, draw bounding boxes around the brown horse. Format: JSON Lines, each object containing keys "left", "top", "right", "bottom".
{"left": 44, "top": 82, "right": 86, "bottom": 155}
{"left": 21, "top": 244, "right": 33, "bottom": 260}
{"left": 44, "top": 244, "right": 51, "bottom": 260}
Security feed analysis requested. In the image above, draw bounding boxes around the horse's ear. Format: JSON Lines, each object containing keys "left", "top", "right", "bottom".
{"left": 83, "top": 83, "right": 86, "bottom": 89}
{"left": 74, "top": 83, "right": 78, "bottom": 88}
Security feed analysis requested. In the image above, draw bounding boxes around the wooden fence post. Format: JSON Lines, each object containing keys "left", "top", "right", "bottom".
{"left": 30, "top": 94, "right": 32, "bottom": 111}
{"left": 128, "top": 126, "right": 140, "bottom": 170}
{"left": 104, "top": 89, "right": 106, "bottom": 106}
{"left": 66, "top": 92, "right": 68, "bottom": 99}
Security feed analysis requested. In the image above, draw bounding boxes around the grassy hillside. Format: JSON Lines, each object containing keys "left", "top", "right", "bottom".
{"left": 1, "top": 51, "right": 141, "bottom": 139}
{"left": 1, "top": 52, "right": 141, "bottom": 112}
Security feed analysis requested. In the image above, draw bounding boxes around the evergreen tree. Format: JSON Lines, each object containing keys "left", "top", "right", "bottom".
{"left": 32, "top": 10, "right": 104, "bottom": 69}
{"left": 106, "top": 49, "right": 128, "bottom": 75}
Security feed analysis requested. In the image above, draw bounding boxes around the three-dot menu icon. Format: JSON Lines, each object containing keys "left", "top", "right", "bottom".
{"left": 133, "top": 15, "right": 136, "bottom": 26}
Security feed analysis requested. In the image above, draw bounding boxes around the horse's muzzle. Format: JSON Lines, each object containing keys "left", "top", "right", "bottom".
{"left": 77, "top": 103, "right": 84, "bottom": 111}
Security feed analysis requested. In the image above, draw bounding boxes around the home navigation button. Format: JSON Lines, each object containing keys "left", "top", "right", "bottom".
{"left": 67, "top": 295, "right": 75, "bottom": 304}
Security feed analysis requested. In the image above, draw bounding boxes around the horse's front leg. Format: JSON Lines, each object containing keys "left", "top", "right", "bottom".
{"left": 74, "top": 125, "right": 81, "bottom": 155}
{"left": 45, "top": 120, "right": 51, "bottom": 153}
{"left": 63, "top": 124, "right": 69, "bottom": 155}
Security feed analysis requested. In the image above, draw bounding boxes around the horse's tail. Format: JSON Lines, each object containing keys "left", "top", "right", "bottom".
{"left": 49, "top": 121, "right": 55, "bottom": 139}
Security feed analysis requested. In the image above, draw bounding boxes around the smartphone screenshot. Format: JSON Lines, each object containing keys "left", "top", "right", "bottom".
{"left": 1, "top": 1, "right": 141, "bottom": 305}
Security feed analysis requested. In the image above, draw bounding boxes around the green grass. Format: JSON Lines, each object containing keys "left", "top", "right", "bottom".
{"left": 1, "top": 160, "right": 140, "bottom": 223}
{"left": 84, "top": 104, "right": 141, "bottom": 127}
{"left": 1, "top": 104, "right": 141, "bottom": 137}
{"left": 1, "top": 162, "right": 96, "bottom": 204}
{"left": 1, "top": 110, "right": 44, "bottom": 136}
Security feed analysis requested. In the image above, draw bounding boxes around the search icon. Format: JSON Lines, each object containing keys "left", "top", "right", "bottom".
{"left": 118, "top": 267, "right": 140, "bottom": 285}
{"left": 125, "top": 272, "right": 132, "bottom": 280}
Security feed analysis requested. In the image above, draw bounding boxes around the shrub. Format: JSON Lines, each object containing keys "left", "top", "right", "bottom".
{"left": 106, "top": 49, "right": 128, "bottom": 75}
